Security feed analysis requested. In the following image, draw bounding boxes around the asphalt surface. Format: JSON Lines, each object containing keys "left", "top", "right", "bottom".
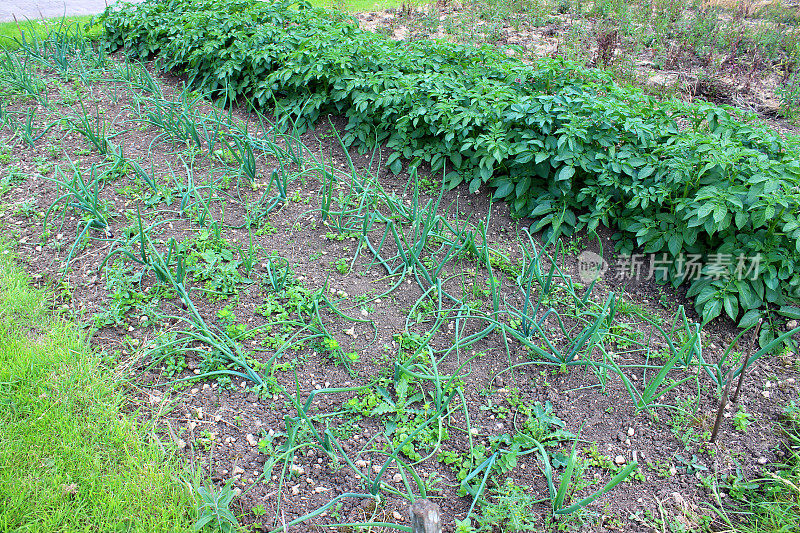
{"left": 0, "top": 1, "right": 143, "bottom": 23}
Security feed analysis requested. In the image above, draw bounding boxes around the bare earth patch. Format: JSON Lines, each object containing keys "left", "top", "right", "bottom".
{"left": 1, "top": 27, "right": 799, "bottom": 533}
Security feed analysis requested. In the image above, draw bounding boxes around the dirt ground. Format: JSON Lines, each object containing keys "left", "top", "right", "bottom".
{"left": 1, "top": 11, "right": 799, "bottom": 533}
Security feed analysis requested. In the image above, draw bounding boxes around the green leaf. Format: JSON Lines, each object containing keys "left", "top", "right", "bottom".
{"left": 516, "top": 176, "right": 531, "bottom": 197}
{"left": 529, "top": 202, "right": 553, "bottom": 217}
{"left": 493, "top": 180, "right": 514, "bottom": 199}
{"left": 556, "top": 461, "right": 638, "bottom": 515}
{"left": 638, "top": 165, "right": 655, "bottom": 178}
{"left": 667, "top": 234, "right": 681, "bottom": 256}
{"left": 701, "top": 298, "right": 723, "bottom": 324}
{"left": 778, "top": 305, "right": 800, "bottom": 319}
{"left": 723, "top": 293, "right": 739, "bottom": 321}
{"left": 469, "top": 177, "right": 482, "bottom": 193}
{"left": 738, "top": 309, "right": 762, "bottom": 328}
{"left": 555, "top": 165, "right": 575, "bottom": 182}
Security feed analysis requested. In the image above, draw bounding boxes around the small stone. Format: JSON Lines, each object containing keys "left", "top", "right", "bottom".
{"left": 669, "top": 466, "right": 678, "bottom": 476}
{"left": 290, "top": 464, "right": 305, "bottom": 476}
{"left": 614, "top": 455, "right": 626, "bottom": 465}
{"left": 246, "top": 434, "right": 258, "bottom": 447}
{"left": 232, "top": 466, "right": 245, "bottom": 476}
{"left": 291, "top": 485, "right": 300, "bottom": 495}
{"left": 787, "top": 320, "right": 799, "bottom": 330}
{"left": 314, "top": 486, "right": 328, "bottom": 493}
{"left": 627, "top": 427, "right": 635, "bottom": 437}
{"left": 758, "top": 457, "right": 768, "bottom": 465}
{"left": 372, "top": 465, "right": 382, "bottom": 474}
{"left": 392, "top": 473, "right": 402, "bottom": 483}
{"left": 392, "top": 510, "right": 404, "bottom": 521}
{"left": 177, "top": 439, "right": 187, "bottom": 449}
{"left": 355, "top": 459, "right": 368, "bottom": 468}
{"left": 190, "top": 388, "right": 199, "bottom": 394}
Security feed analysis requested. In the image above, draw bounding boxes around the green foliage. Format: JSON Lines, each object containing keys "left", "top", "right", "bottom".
{"left": 777, "top": 71, "right": 800, "bottom": 122}
{"left": 345, "top": 375, "right": 446, "bottom": 461}
{"left": 192, "top": 481, "right": 240, "bottom": 533}
{"left": 184, "top": 231, "right": 250, "bottom": 299}
{"left": 0, "top": 240, "right": 194, "bottom": 531}
{"left": 100, "top": 0, "right": 800, "bottom": 335}
{"left": 94, "top": 260, "right": 170, "bottom": 328}
{"left": 733, "top": 406, "right": 754, "bottom": 432}
{"left": 475, "top": 479, "right": 538, "bottom": 532}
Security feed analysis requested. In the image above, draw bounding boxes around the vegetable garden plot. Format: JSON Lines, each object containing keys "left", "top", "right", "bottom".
{"left": 0, "top": 10, "right": 799, "bottom": 533}
{"left": 99, "top": 0, "right": 800, "bottom": 342}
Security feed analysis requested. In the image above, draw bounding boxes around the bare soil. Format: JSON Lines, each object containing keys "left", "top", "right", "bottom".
{"left": 1, "top": 40, "right": 799, "bottom": 533}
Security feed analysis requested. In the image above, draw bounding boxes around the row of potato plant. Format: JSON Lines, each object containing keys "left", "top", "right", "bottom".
{"left": 98, "top": 0, "right": 800, "bottom": 341}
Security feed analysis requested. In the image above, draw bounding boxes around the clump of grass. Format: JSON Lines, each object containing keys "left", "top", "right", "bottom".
{"left": 0, "top": 17, "right": 102, "bottom": 49}
{"left": 0, "top": 242, "right": 195, "bottom": 532}
{"left": 733, "top": 400, "right": 800, "bottom": 531}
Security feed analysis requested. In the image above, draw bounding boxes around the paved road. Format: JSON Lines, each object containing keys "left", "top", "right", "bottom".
{"left": 0, "top": 1, "right": 143, "bottom": 23}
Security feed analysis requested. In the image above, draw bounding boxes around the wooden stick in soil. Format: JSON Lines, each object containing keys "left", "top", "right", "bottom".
{"left": 732, "top": 318, "right": 762, "bottom": 403}
{"left": 710, "top": 374, "right": 733, "bottom": 443}
{"left": 409, "top": 499, "right": 442, "bottom": 533}
{"left": 710, "top": 318, "right": 763, "bottom": 443}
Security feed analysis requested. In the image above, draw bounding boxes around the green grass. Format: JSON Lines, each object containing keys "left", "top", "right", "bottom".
{"left": 0, "top": 16, "right": 101, "bottom": 49}
{"left": 731, "top": 406, "right": 800, "bottom": 532}
{"left": 309, "top": 0, "right": 427, "bottom": 12}
{"left": 0, "top": 242, "right": 195, "bottom": 532}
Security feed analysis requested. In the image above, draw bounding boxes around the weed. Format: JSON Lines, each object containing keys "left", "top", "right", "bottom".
{"left": 193, "top": 481, "right": 240, "bottom": 533}
{"left": 733, "top": 406, "right": 754, "bottom": 432}
{"left": 475, "top": 478, "right": 539, "bottom": 531}
{"left": 333, "top": 257, "right": 349, "bottom": 274}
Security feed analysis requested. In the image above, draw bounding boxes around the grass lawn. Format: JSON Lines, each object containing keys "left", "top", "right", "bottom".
{"left": 0, "top": 241, "right": 195, "bottom": 532}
